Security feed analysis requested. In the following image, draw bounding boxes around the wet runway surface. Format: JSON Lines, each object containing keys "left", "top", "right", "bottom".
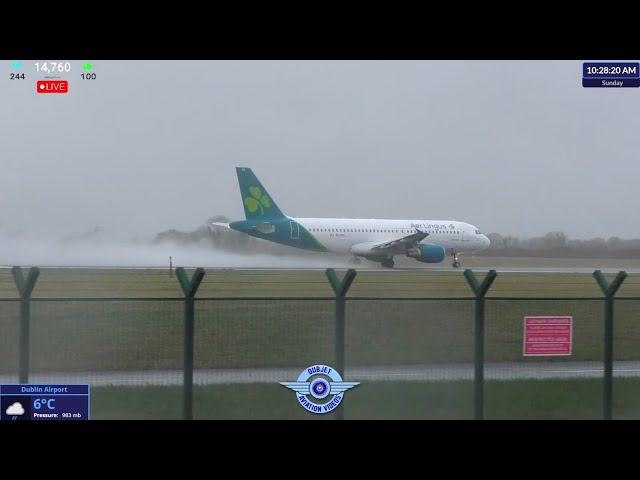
{"left": 3, "top": 361, "right": 639, "bottom": 386}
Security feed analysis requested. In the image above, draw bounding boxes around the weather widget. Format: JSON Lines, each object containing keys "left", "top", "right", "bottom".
{"left": 1, "top": 384, "right": 90, "bottom": 420}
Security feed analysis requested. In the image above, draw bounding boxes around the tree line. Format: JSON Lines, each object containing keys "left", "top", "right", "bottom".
{"left": 481, "top": 231, "right": 640, "bottom": 259}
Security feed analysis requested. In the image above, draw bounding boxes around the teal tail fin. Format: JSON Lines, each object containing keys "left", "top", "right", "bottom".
{"left": 236, "top": 167, "right": 287, "bottom": 220}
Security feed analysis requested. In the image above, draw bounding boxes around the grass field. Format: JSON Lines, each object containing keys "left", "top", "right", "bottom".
{"left": 1, "top": 261, "right": 640, "bottom": 374}
{"left": 1, "top": 257, "right": 640, "bottom": 299}
{"left": 1, "top": 295, "right": 640, "bottom": 373}
{"left": 88, "top": 378, "right": 640, "bottom": 420}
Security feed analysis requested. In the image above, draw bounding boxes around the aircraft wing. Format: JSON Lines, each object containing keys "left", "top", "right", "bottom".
{"left": 370, "top": 229, "right": 429, "bottom": 252}
{"left": 350, "top": 229, "right": 429, "bottom": 256}
{"left": 210, "top": 222, "right": 231, "bottom": 230}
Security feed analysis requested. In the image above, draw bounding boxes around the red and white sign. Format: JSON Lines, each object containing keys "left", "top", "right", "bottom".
{"left": 523, "top": 316, "right": 572, "bottom": 356}
{"left": 36, "top": 80, "right": 68, "bottom": 94}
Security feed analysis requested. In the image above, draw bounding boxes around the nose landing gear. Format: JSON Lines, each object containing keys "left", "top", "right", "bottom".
{"left": 452, "top": 253, "right": 461, "bottom": 269}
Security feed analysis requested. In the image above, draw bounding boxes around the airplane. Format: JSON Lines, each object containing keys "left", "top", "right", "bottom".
{"left": 211, "top": 167, "right": 491, "bottom": 268}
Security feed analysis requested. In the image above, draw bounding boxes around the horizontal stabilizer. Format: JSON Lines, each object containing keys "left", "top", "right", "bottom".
{"left": 252, "top": 222, "right": 275, "bottom": 234}
{"left": 210, "top": 222, "right": 230, "bottom": 230}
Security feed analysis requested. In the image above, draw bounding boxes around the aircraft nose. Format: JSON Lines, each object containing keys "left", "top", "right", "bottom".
{"left": 483, "top": 235, "right": 490, "bottom": 247}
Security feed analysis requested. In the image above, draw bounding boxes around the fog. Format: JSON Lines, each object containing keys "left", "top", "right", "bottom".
{"left": 2, "top": 60, "right": 639, "bottom": 267}
{"left": 0, "top": 236, "right": 355, "bottom": 268}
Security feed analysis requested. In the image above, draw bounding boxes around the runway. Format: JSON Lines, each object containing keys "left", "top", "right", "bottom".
{"left": 215, "top": 266, "right": 640, "bottom": 274}
{"left": 3, "top": 361, "right": 640, "bottom": 386}
{"left": 3, "top": 265, "right": 638, "bottom": 274}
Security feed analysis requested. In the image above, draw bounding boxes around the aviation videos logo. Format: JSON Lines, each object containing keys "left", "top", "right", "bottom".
{"left": 280, "top": 365, "right": 360, "bottom": 414}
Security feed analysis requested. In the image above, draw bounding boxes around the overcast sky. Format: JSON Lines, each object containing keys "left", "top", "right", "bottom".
{"left": 2, "top": 60, "right": 638, "bottom": 241}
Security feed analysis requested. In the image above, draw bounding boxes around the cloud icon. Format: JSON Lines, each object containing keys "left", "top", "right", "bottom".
{"left": 6, "top": 402, "right": 25, "bottom": 415}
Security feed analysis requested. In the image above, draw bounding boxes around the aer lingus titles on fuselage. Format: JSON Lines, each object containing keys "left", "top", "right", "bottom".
{"left": 211, "top": 167, "right": 490, "bottom": 268}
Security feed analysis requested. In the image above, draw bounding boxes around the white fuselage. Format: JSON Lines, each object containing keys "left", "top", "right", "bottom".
{"left": 293, "top": 218, "right": 490, "bottom": 254}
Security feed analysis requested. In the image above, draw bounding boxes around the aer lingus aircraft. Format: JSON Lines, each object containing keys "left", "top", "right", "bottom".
{"left": 211, "top": 167, "right": 490, "bottom": 268}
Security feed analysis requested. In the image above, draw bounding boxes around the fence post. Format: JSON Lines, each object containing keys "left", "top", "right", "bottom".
{"left": 11, "top": 266, "right": 40, "bottom": 384}
{"left": 593, "top": 270, "right": 626, "bottom": 420}
{"left": 326, "top": 268, "right": 357, "bottom": 420}
{"left": 176, "top": 267, "right": 205, "bottom": 420}
{"left": 464, "top": 269, "right": 497, "bottom": 420}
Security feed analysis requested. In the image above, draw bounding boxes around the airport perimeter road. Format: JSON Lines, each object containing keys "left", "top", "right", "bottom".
{"left": 2, "top": 361, "right": 640, "bottom": 386}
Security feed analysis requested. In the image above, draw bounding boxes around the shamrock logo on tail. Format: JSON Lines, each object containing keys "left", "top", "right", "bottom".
{"left": 244, "top": 186, "right": 271, "bottom": 214}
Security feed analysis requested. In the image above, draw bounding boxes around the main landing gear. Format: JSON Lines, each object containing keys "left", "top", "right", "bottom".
{"left": 348, "top": 255, "right": 362, "bottom": 265}
{"left": 381, "top": 258, "right": 395, "bottom": 268}
{"left": 452, "top": 253, "right": 461, "bottom": 269}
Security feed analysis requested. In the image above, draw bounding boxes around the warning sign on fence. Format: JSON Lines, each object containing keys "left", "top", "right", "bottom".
{"left": 523, "top": 316, "right": 572, "bottom": 356}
